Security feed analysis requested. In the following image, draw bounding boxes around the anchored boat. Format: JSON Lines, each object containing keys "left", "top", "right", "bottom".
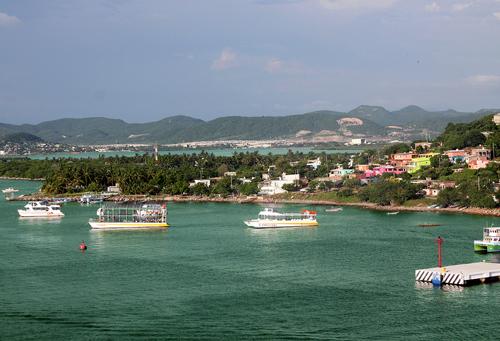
{"left": 325, "top": 206, "right": 343, "bottom": 212}
{"left": 89, "top": 203, "right": 169, "bottom": 230}
{"left": 474, "top": 226, "right": 500, "bottom": 252}
{"left": 244, "top": 207, "right": 318, "bottom": 228}
{"left": 18, "top": 200, "right": 65, "bottom": 217}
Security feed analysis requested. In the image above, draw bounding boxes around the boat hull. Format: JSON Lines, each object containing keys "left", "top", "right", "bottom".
{"left": 244, "top": 220, "right": 318, "bottom": 229}
{"left": 89, "top": 221, "right": 169, "bottom": 230}
{"left": 18, "top": 210, "right": 64, "bottom": 217}
{"left": 474, "top": 240, "right": 500, "bottom": 252}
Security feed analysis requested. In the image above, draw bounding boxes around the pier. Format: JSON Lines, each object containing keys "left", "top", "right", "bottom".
{"left": 416, "top": 262, "right": 500, "bottom": 286}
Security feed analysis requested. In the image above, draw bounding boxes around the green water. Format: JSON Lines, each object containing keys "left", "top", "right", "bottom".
{"left": 1, "top": 179, "right": 500, "bottom": 340}
{"left": 23, "top": 148, "right": 363, "bottom": 160}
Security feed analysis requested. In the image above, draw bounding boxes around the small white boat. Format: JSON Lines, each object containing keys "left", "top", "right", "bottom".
{"left": 3, "top": 187, "right": 19, "bottom": 199}
{"left": 89, "top": 203, "right": 169, "bottom": 230}
{"left": 244, "top": 208, "right": 318, "bottom": 228}
{"left": 386, "top": 211, "right": 399, "bottom": 215}
{"left": 80, "top": 192, "right": 105, "bottom": 204}
{"left": 2, "top": 188, "right": 18, "bottom": 193}
{"left": 325, "top": 206, "right": 343, "bottom": 212}
{"left": 18, "top": 201, "right": 65, "bottom": 217}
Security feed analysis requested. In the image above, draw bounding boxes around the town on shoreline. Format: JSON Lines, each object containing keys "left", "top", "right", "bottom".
{"left": 6, "top": 190, "right": 500, "bottom": 218}
{"left": 3, "top": 113, "right": 500, "bottom": 218}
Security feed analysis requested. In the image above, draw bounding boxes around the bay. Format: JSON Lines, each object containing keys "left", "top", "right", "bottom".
{"left": 23, "top": 148, "right": 363, "bottom": 160}
{"left": 1, "top": 179, "right": 499, "bottom": 340}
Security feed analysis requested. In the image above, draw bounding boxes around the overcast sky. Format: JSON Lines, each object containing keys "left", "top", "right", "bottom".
{"left": 0, "top": 0, "right": 499, "bottom": 125}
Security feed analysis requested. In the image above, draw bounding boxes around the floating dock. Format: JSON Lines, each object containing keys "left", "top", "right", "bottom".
{"left": 415, "top": 262, "right": 500, "bottom": 286}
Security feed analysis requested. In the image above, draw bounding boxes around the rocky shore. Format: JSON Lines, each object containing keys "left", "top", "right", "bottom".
{"left": 7, "top": 192, "right": 500, "bottom": 217}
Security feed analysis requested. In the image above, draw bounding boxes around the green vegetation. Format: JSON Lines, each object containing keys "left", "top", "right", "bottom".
{"left": 1, "top": 132, "right": 44, "bottom": 143}
{"left": 2, "top": 110, "right": 500, "bottom": 210}
{"left": 0, "top": 106, "right": 497, "bottom": 145}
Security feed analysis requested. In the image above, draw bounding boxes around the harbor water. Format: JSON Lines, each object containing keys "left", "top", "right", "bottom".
{"left": 2, "top": 179, "right": 500, "bottom": 340}
{"left": 23, "top": 148, "right": 363, "bottom": 160}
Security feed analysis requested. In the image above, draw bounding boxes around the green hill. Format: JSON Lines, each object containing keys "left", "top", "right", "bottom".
{"left": 163, "top": 112, "right": 386, "bottom": 143}
{"left": 0, "top": 132, "right": 45, "bottom": 143}
{"left": 0, "top": 106, "right": 498, "bottom": 145}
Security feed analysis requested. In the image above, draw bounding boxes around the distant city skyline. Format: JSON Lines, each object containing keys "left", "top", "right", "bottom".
{"left": 0, "top": 0, "right": 499, "bottom": 125}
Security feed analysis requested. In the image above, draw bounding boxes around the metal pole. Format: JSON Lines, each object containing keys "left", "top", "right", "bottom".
{"left": 435, "top": 236, "right": 443, "bottom": 268}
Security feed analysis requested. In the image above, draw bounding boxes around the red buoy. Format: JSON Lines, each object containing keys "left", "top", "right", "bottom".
{"left": 79, "top": 240, "right": 87, "bottom": 251}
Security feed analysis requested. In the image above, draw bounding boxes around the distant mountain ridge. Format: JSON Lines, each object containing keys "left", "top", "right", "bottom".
{"left": 0, "top": 106, "right": 497, "bottom": 145}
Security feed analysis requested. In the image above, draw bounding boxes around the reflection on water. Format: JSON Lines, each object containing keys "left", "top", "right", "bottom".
{"left": 4, "top": 183, "right": 500, "bottom": 339}
{"left": 18, "top": 216, "right": 63, "bottom": 223}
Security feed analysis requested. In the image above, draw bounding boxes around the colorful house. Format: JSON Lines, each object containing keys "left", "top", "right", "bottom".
{"left": 468, "top": 159, "right": 489, "bottom": 170}
{"left": 388, "top": 153, "right": 419, "bottom": 167}
{"left": 365, "top": 166, "right": 405, "bottom": 177}
{"left": 329, "top": 167, "right": 353, "bottom": 179}
{"left": 356, "top": 164, "right": 370, "bottom": 172}
{"left": 471, "top": 148, "right": 492, "bottom": 160}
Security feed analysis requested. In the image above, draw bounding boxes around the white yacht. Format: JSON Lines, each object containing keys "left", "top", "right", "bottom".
{"left": 18, "top": 201, "right": 65, "bottom": 217}
{"left": 244, "top": 207, "right": 318, "bottom": 228}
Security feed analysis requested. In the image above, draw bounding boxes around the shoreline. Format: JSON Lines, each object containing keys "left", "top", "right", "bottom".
{"left": 6, "top": 193, "right": 500, "bottom": 218}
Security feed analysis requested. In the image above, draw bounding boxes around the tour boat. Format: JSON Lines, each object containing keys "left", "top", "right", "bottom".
{"left": 474, "top": 226, "right": 500, "bottom": 252}
{"left": 89, "top": 203, "right": 169, "bottom": 230}
{"left": 244, "top": 207, "right": 318, "bottom": 228}
{"left": 18, "top": 200, "right": 65, "bottom": 217}
{"left": 325, "top": 206, "right": 343, "bottom": 212}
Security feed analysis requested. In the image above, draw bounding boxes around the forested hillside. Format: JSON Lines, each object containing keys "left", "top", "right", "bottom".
{"left": 0, "top": 106, "right": 497, "bottom": 145}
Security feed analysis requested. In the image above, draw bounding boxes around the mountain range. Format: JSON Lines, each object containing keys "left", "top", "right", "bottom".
{"left": 0, "top": 105, "right": 497, "bottom": 145}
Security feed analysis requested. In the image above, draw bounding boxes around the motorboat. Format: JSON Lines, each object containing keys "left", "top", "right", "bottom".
{"left": 18, "top": 201, "right": 65, "bottom": 217}
{"left": 244, "top": 207, "right": 318, "bottom": 228}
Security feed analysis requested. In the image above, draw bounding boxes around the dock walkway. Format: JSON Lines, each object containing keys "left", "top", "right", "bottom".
{"left": 416, "top": 262, "right": 500, "bottom": 286}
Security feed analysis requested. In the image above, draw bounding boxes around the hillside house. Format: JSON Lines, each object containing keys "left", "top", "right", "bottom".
{"left": 329, "top": 167, "right": 353, "bottom": 179}
{"left": 356, "top": 164, "right": 370, "bottom": 172}
{"left": 258, "top": 172, "right": 299, "bottom": 195}
{"left": 389, "top": 153, "right": 419, "bottom": 167}
{"left": 307, "top": 158, "right": 321, "bottom": 170}
{"left": 190, "top": 179, "right": 211, "bottom": 187}
{"left": 365, "top": 166, "right": 405, "bottom": 177}
{"left": 471, "top": 148, "right": 492, "bottom": 160}
{"left": 445, "top": 149, "right": 466, "bottom": 163}
{"left": 468, "top": 159, "right": 489, "bottom": 170}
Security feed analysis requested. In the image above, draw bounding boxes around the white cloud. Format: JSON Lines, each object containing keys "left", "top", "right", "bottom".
{"left": 318, "top": 0, "right": 398, "bottom": 10}
{"left": 0, "top": 12, "right": 21, "bottom": 28}
{"left": 265, "top": 58, "right": 314, "bottom": 74}
{"left": 464, "top": 74, "right": 500, "bottom": 85}
{"left": 452, "top": 3, "right": 472, "bottom": 11}
{"left": 494, "top": 12, "right": 500, "bottom": 19}
{"left": 265, "top": 59, "right": 282, "bottom": 73}
{"left": 211, "top": 48, "right": 239, "bottom": 71}
{"left": 425, "top": 2, "right": 440, "bottom": 11}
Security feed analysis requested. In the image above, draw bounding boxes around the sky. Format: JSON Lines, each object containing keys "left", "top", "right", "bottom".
{"left": 0, "top": 0, "right": 499, "bottom": 125}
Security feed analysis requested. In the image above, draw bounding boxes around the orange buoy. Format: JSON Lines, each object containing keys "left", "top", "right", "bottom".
{"left": 79, "top": 240, "right": 87, "bottom": 251}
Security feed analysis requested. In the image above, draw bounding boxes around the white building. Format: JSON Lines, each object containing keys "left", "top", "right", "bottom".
{"left": 258, "top": 172, "right": 300, "bottom": 195}
{"left": 351, "top": 138, "right": 366, "bottom": 145}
